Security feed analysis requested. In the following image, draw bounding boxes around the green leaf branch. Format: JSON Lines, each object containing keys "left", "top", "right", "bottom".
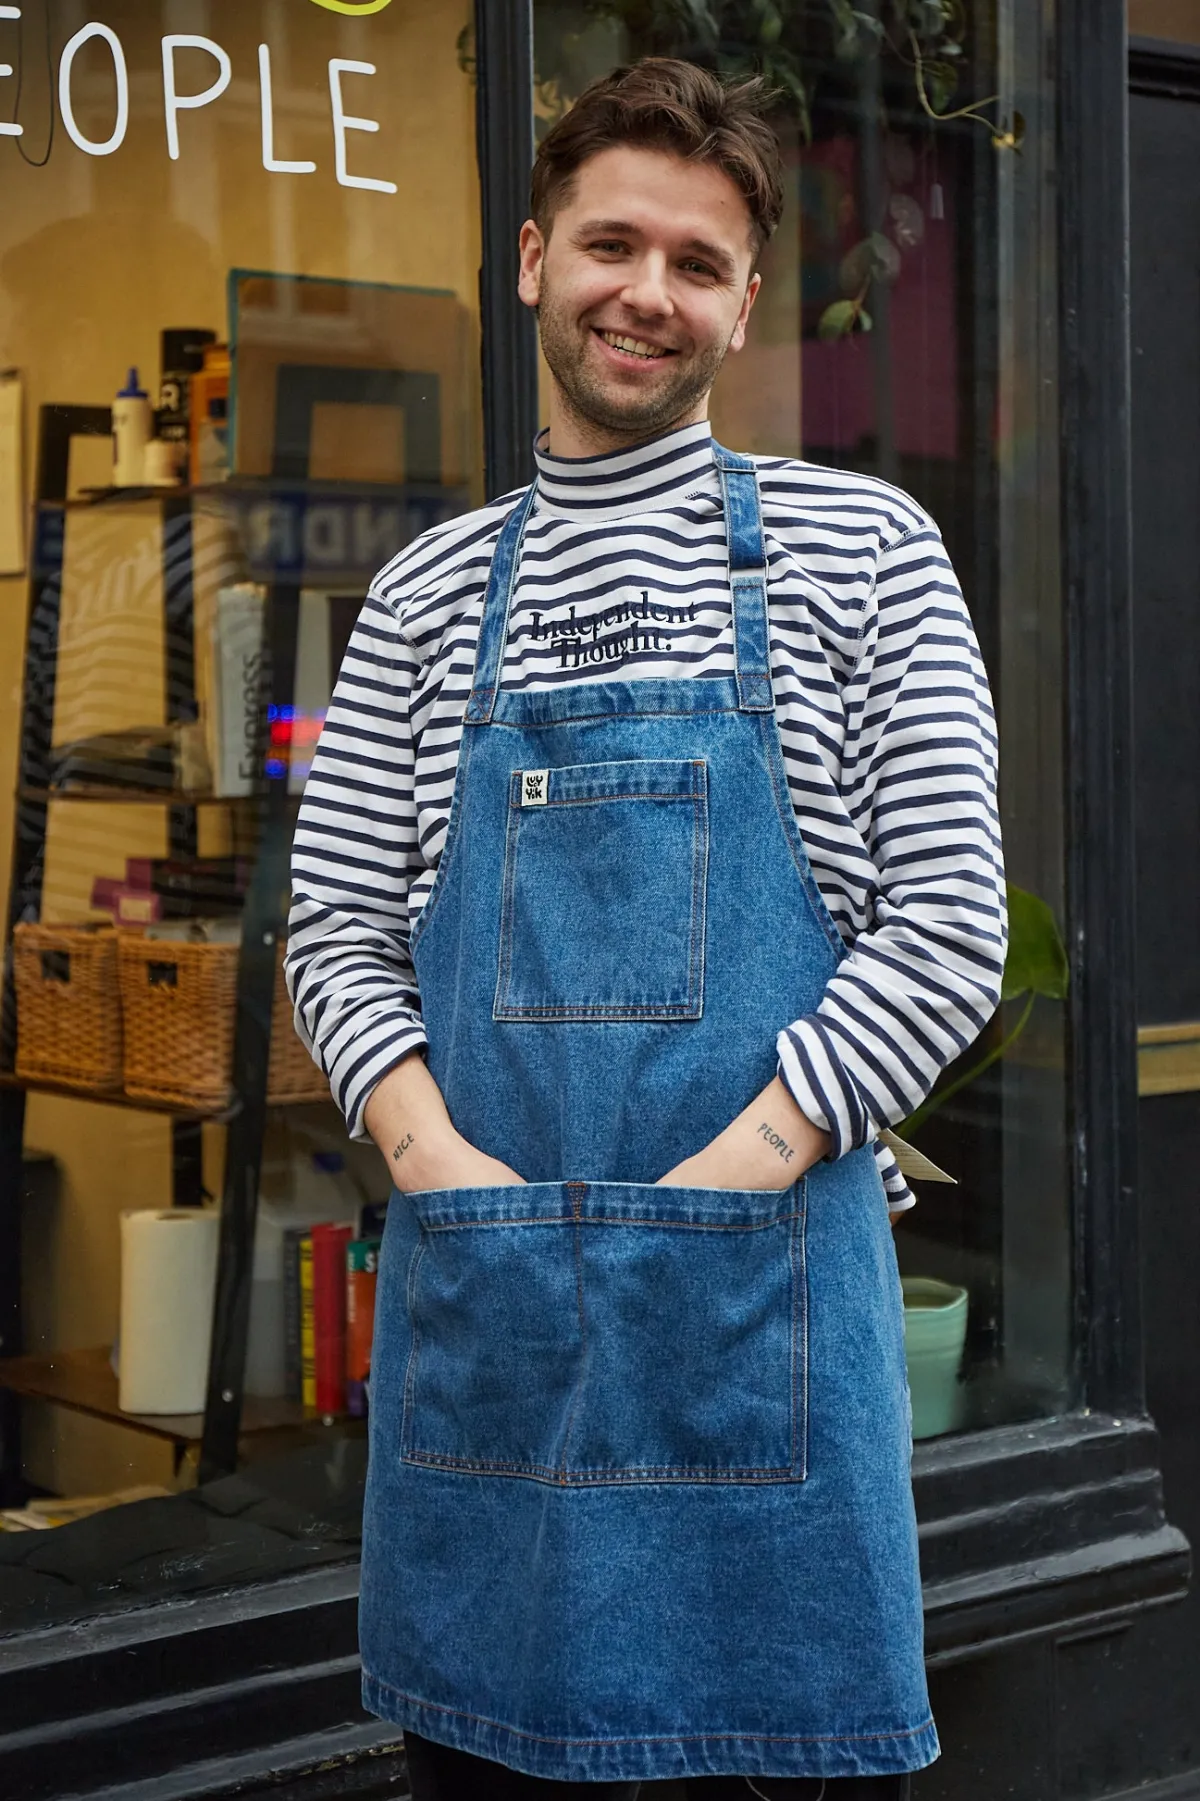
{"left": 513, "top": 0, "right": 1020, "bottom": 153}
{"left": 906, "top": 27, "right": 1023, "bottom": 147}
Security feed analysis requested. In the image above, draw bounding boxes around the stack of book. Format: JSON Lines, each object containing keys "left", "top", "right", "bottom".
{"left": 283, "top": 1220, "right": 383, "bottom": 1419}
{"left": 91, "top": 856, "right": 249, "bottom": 926}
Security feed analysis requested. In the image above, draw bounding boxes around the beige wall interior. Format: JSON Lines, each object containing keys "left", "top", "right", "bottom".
{"left": 0, "top": 0, "right": 480, "bottom": 1499}
{"left": 1128, "top": 0, "right": 1200, "bottom": 43}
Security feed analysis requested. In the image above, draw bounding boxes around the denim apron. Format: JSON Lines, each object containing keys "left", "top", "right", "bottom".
{"left": 360, "top": 447, "right": 938, "bottom": 1785}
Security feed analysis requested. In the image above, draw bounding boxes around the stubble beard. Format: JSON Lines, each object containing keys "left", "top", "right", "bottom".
{"left": 536, "top": 272, "right": 732, "bottom": 443}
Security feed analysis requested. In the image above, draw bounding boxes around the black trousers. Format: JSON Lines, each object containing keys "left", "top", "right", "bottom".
{"left": 404, "top": 1733, "right": 913, "bottom": 1800}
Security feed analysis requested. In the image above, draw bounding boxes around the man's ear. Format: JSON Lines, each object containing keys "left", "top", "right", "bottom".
{"left": 727, "top": 271, "right": 763, "bottom": 355}
{"left": 518, "top": 220, "right": 545, "bottom": 311}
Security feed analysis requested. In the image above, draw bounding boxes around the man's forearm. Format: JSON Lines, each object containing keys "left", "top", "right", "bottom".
{"left": 656, "top": 1075, "right": 830, "bottom": 1189}
{"left": 364, "top": 1053, "right": 526, "bottom": 1192}
{"left": 364, "top": 1053, "right": 456, "bottom": 1187}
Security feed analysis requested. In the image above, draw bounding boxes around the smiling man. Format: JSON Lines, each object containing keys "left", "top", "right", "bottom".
{"left": 286, "top": 58, "right": 1005, "bottom": 1801}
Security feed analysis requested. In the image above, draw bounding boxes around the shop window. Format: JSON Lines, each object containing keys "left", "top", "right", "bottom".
{"left": 0, "top": 0, "right": 481, "bottom": 1627}
{"left": 531, "top": 0, "right": 1070, "bottom": 1437}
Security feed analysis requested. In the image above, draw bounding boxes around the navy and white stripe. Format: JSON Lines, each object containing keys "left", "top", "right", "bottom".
{"left": 286, "top": 422, "right": 1006, "bottom": 1211}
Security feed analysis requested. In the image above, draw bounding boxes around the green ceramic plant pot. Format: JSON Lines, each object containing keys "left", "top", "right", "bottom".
{"left": 902, "top": 1276, "right": 969, "bottom": 1440}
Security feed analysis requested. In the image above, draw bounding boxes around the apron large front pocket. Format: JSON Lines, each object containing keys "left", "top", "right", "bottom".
{"left": 494, "top": 759, "right": 708, "bottom": 1022}
{"left": 400, "top": 1181, "right": 808, "bottom": 1485}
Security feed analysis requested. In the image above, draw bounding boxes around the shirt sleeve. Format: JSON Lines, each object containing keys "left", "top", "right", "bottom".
{"left": 776, "top": 519, "right": 1007, "bottom": 1162}
{"left": 285, "top": 591, "right": 427, "bottom": 1140}
{"left": 876, "top": 1140, "right": 916, "bottom": 1213}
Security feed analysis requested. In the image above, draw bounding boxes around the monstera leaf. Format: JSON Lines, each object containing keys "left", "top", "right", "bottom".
{"left": 1001, "top": 882, "right": 1069, "bottom": 1003}
{"left": 897, "top": 883, "right": 1068, "bottom": 1138}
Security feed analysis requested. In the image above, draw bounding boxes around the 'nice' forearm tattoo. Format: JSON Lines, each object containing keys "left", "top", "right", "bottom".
{"left": 757, "top": 1121, "right": 795, "bottom": 1164}
{"left": 391, "top": 1132, "right": 414, "bottom": 1163}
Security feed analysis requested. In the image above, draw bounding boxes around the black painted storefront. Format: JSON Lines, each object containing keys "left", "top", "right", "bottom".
{"left": 1, "top": 5, "right": 1198, "bottom": 1798}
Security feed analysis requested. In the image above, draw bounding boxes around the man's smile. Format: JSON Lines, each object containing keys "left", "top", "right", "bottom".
{"left": 594, "top": 328, "right": 677, "bottom": 362}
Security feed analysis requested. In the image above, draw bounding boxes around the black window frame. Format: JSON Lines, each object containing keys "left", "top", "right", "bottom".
{"left": 0, "top": 3, "right": 1188, "bottom": 1795}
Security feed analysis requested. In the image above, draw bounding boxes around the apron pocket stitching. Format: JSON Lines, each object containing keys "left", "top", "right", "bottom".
{"left": 557, "top": 1184, "right": 588, "bottom": 1478}
{"left": 493, "top": 759, "right": 708, "bottom": 1023}
{"left": 399, "top": 1236, "right": 428, "bottom": 1461}
{"left": 495, "top": 799, "right": 521, "bottom": 1008}
{"left": 399, "top": 1184, "right": 807, "bottom": 1486}
{"left": 403, "top": 1452, "right": 806, "bottom": 1484}
{"left": 792, "top": 1181, "right": 809, "bottom": 1479}
{"left": 689, "top": 788, "right": 709, "bottom": 1009}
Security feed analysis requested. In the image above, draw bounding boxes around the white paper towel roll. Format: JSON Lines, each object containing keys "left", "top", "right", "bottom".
{"left": 119, "top": 1208, "right": 220, "bottom": 1414}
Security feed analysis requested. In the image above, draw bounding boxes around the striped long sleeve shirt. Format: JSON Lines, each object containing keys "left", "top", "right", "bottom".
{"left": 286, "top": 421, "right": 1006, "bottom": 1211}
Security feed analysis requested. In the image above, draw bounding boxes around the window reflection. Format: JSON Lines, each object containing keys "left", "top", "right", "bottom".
{"left": 532, "top": 0, "right": 1071, "bottom": 1436}
{"left": 0, "top": 0, "right": 481, "bottom": 1624}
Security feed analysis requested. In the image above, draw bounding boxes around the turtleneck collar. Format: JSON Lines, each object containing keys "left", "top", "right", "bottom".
{"left": 533, "top": 420, "right": 720, "bottom": 522}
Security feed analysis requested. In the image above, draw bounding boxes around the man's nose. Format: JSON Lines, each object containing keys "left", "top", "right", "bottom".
{"left": 620, "top": 253, "right": 674, "bottom": 318}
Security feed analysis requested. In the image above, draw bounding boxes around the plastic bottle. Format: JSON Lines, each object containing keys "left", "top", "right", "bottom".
{"left": 196, "top": 395, "right": 229, "bottom": 484}
{"left": 142, "top": 437, "right": 182, "bottom": 487}
{"left": 112, "top": 368, "right": 152, "bottom": 486}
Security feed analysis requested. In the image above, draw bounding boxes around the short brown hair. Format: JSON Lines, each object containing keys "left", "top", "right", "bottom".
{"left": 530, "top": 59, "right": 784, "bottom": 263}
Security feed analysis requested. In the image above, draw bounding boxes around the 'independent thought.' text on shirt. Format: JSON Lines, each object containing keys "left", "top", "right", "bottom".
{"left": 286, "top": 422, "right": 1007, "bottom": 1210}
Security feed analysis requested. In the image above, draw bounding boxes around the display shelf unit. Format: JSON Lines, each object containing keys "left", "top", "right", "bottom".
{"left": 0, "top": 401, "right": 334, "bottom": 1503}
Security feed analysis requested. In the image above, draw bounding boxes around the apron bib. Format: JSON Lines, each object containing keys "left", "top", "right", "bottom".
{"left": 359, "top": 447, "right": 938, "bottom": 1784}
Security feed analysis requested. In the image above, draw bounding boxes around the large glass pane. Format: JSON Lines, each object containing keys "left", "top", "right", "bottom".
{"left": 532, "top": 0, "right": 1070, "bottom": 1435}
{"left": 0, "top": 0, "right": 481, "bottom": 1629}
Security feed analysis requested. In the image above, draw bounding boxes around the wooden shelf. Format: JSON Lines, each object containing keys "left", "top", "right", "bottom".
{"left": 0, "top": 1074, "right": 330, "bottom": 1119}
{"left": 0, "top": 1072, "right": 229, "bottom": 1121}
{"left": 0, "top": 1347, "right": 315, "bottom": 1444}
{"left": 50, "top": 481, "right": 284, "bottom": 511}
{"left": 44, "top": 476, "right": 424, "bottom": 512}
{"left": 18, "top": 785, "right": 264, "bottom": 808}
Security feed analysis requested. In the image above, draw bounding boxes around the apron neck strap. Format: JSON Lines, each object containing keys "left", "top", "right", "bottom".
{"left": 712, "top": 441, "right": 772, "bottom": 714}
{"left": 465, "top": 483, "right": 538, "bottom": 726}
{"left": 465, "top": 440, "right": 772, "bottom": 727}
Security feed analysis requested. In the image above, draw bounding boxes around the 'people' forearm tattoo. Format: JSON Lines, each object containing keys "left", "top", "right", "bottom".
{"left": 391, "top": 1132, "right": 414, "bottom": 1163}
{"left": 757, "top": 1121, "right": 795, "bottom": 1164}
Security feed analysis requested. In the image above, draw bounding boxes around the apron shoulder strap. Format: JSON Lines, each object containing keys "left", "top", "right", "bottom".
{"left": 712, "top": 441, "right": 772, "bottom": 714}
{"left": 465, "top": 483, "right": 538, "bottom": 727}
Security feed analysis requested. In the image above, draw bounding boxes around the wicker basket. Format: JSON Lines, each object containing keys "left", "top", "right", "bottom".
{"left": 118, "top": 936, "right": 328, "bottom": 1111}
{"left": 267, "top": 955, "right": 330, "bottom": 1105}
{"left": 13, "top": 923, "right": 124, "bottom": 1092}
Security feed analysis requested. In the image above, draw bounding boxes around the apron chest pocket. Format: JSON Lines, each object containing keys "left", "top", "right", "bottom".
{"left": 400, "top": 1181, "right": 808, "bottom": 1487}
{"left": 494, "top": 759, "right": 708, "bottom": 1022}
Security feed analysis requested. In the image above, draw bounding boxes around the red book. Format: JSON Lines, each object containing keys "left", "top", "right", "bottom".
{"left": 311, "top": 1222, "right": 352, "bottom": 1417}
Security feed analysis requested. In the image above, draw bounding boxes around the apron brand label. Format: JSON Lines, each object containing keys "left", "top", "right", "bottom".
{"left": 521, "top": 770, "right": 549, "bottom": 806}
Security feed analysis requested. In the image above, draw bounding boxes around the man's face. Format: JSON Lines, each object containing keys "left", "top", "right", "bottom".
{"left": 518, "top": 145, "right": 761, "bottom": 441}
